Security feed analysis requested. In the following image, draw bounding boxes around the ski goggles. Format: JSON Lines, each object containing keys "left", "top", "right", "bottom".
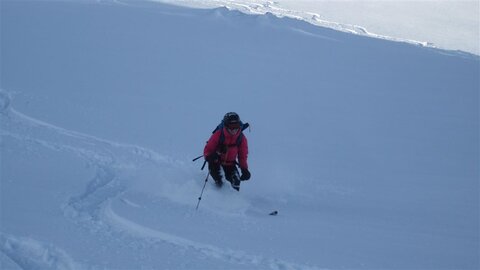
{"left": 226, "top": 123, "right": 240, "bottom": 130}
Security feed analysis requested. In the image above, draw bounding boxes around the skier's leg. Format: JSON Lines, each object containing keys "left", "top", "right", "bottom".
{"left": 208, "top": 161, "right": 223, "bottom": 187}
{"left": 224, "top": 165, "right": 240, "bottom": 191}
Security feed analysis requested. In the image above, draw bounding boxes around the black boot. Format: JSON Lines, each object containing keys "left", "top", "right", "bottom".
{"left": 210, "top": 172, "right": 223, "bottom": 188}
{"left": 224, "top": 165, "right": 240, "bottom": 191}
{"left": 214, "top": 178, "right": 223, "bottom": 188}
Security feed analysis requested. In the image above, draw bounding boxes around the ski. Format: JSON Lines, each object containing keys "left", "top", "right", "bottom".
{"left": 269, "top": 210, "right": 278, "bottom": 216}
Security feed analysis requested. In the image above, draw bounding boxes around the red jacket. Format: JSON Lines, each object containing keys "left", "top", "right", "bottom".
{"left": 204, "top": 128, "right": 248, "bottom": 169}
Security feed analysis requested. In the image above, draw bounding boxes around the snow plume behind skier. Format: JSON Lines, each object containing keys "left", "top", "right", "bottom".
{"left": 204, "top": 112, "right": 251, "bottom": 191}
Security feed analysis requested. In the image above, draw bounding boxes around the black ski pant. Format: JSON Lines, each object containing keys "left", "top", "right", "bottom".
{"left": 208, "top": 162, "right": 239, "bottom": 185}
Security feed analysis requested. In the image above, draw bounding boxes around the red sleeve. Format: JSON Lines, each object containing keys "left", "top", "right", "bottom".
{"left": 204, "top": 130, "right": 221, "bottom": 157}
{"left": 238, "top": 135, "right": 248, "bottom": 169}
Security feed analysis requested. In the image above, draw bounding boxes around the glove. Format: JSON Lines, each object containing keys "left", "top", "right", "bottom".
{"left": 205, "top": 152, "right": 220, "bottom": 163}
{"left": 240, "top": 168, "right": 251, "bottom": 181}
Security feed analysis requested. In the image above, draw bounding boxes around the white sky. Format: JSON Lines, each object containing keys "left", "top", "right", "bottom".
{"left": 153, "top": 0, "right": 480, "bottom": 55}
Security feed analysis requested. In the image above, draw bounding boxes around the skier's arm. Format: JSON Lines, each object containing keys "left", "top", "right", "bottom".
{"left": 238, "top": 136, "right": 248, "bottom": 169}
{"left": 204, "top": 130, "right": 221, "bottom": 158}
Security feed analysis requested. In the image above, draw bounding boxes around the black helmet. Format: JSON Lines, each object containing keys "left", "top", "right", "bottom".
{"left": 223, "top": 112, "right": 240, "bottom": 127}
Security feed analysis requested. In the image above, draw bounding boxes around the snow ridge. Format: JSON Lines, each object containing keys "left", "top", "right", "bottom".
{"left": 150, "top": 0, "right": 435, "bottom": 49}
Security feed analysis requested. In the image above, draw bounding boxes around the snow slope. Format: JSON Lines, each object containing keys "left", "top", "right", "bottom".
{"left": 1, "top": 0, "right": 479, "bottom": 269}
{"left": 151, "top": 0, "right": 480, "bottom": 55}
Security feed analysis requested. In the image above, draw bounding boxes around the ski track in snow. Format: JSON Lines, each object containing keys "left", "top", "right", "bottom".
{"left": 0, "top": 89, "right": 173, "bottom": 220}
{"left": 0, "top": 88, "right": 186, "bottom": 265}
{"left": 0, "top": 233, "right": 81, "bottom": 270}
{"left": 1, "top": 89, "right": 318, "bottom": 269}
{"left": 103, "top": 201, "right": 323, "bottom": 270}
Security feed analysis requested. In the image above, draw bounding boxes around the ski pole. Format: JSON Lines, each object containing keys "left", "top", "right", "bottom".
{"left": 193, "top": 155, "right": 207, "bottom": 170}
{"left": 196, "top": 171, "right": 210, "bottom": 210}
{"left": 192, "top": 155, "right": 204, "bottom": 162}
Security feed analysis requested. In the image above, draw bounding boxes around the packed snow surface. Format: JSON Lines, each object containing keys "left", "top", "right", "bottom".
{"left": 1, "top": 0, "right": 479, "bottom": 269}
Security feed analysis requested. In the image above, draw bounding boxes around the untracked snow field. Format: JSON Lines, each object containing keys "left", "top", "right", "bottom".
{"left": 1, "top": 0, "right": 479, "bottom": 269}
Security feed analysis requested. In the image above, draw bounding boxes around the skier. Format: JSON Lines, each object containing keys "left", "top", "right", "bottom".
{"left": 204, "top": 112, "right": 251, "bottom": 191}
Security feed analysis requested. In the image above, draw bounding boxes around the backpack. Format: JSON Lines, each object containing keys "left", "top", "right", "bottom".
{"left": 212, "top": 120, "right": 250, "bottom": 147}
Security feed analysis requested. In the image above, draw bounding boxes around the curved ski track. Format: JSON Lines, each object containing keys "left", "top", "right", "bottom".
{"left": 0, "top": 89, "right": 322, "bottom": 270}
